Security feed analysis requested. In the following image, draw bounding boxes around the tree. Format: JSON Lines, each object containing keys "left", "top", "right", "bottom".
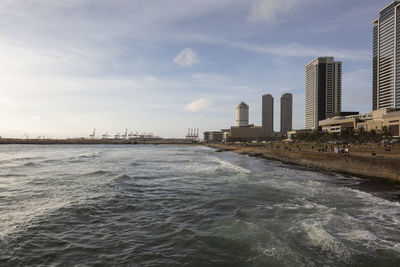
{"left": 341, "top": 128, "right": 355, "bottom": 142}
{"left": 381, "top": 126, "right": 393, "bottom": 142}
{"left": 368, "top": 129, "right": 380, "bottom": 143}
{"left": 357, "top": 127, "right": 368, "bottom": 143}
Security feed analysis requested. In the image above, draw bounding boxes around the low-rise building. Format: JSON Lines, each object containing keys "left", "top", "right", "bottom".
{"left": 287, "top": 129, "right": 313, "bottom": 141}
{"left": 318, "top": 108, "right": 400, "bottom": 137}
{"left": 230, "top": 125, "right": 262, "bottom": 141}
{"left": 223, "top": 131, "right": 230, "bottom": 141}
{"left": 203, "top": 131, "right": 223, "bottom": 143}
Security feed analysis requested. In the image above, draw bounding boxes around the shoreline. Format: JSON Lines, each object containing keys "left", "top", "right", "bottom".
{"left": 0, "top": 138, "right": 197, "bottom": 145}
{"left": 208, "top": 144, "right": 400, "bottom": 183}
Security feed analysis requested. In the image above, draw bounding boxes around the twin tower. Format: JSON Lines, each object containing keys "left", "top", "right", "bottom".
{"left": 262, "top": 93, "right": 293, "bottom": 136}
{"left": 235, "top": 93, "right": 293, "bottom": 137}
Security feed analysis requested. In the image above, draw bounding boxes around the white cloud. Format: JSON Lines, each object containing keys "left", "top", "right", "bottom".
{"left": 185, "top": 98, "right": 211, "bottom": 112}
{"left": 247, "top": 0, "right": 306, "bottom": 23}
{"left": 174, "top": 48, "right": 200, "bottom": 66}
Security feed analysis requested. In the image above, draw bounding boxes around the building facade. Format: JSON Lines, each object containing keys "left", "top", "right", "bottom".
{"left": 236, "top": 102, "right": 249, "bottom": 127}
{"left": 373, "top": 2, "right": 400, "bottom": 110}
{"left": 230, "top": 125, "right": 262, "bottom": 142}
{"left": 305, "top": 57, "right": 342, "bottom": 129}
{"left": 262, "top": 94, "right": 274, "bottom": 136}
{"left": 319, "top": 109, "right": 400, "bottom": 137}
{"left": 280, "top": 93, "right": 293, "bottom": 135}
{"left": 203, "top": 131, "right": 223, "bottom": 143}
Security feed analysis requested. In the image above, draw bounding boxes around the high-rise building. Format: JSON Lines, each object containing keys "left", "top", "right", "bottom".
{"left": 262, "top": 94, "right": 274, "bottom": 136}
{"left": 235, "top": 101, "right": 249, "bottom": 127}
{"left": 305, "top": 57, "right": 342, "bottom": 129}
{"left": 280, "top": 93, "right": 293, "bottom": 135}
{"left": 373, "top": 2, "right": 400, "bottom": 110}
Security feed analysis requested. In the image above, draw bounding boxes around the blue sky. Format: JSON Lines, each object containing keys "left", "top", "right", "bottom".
{"left": 0, "top": 0, "right": 387, "bottom": 138}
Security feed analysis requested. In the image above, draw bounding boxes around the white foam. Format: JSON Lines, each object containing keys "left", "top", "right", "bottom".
{"left": 168, "top": 156, "right": 251, "bottom": 175}
{"left": 338, "top": 230, "right": 377, "bottom": 241}
{"left": 213, "top": 157, "right": 251, "bottom": 173}
{"left": 302, "top": 222, "right": 351, "bottom": 259}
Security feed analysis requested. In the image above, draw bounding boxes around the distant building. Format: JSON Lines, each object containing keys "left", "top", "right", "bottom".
{"left": 373, "top": 2, "right": 400, "bottom": 110}
{"left": 305, "top": 57, "right": 342, "bottom": 129}
{"left": 262, "top": 94, "right": 274, "bottom": 136}
{"left": 236, "top": 102, "right": 249, "bottom": 127}
{"left": 287, "top": 129, "right": 313, "bottom": 141}
{"left": 280, "top": 93, "right": 293, "bottom": 136}
{"left": 203, "top": 131, "right": 223, "bottom": 143}
{"left": 221, "top": 129, "right": 230, "bottom": 142}
{"left": 319, "top": 108, "right": 400, "bottom": 137}
{"left": 230, "top": 125, "right": 262, "bottom": 142}
{"left": 326, "top": 112, "right": 360, "bottom": 119}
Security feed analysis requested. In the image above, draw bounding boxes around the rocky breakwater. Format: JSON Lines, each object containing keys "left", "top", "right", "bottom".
{"left": 209, "top": 144, "right": 400, "bottom": 182}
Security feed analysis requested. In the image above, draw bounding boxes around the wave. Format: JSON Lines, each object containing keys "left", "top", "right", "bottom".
{"left": 11, "top": 156, "right": 44, "bottom": 162}
{"left": 78, "top": 153, "right": 99, "bottom": 159}
{"left": 0, "top": 157, "right": 44, "bottom": 166}
{"left": 0, "top": 198, "right": 73, "bottom": 239}
{"left": 83, "top": 170, "right": 111, "bottom": 176}
{"left": 41, "top": 159, "right": 63, "bottom": 164}
{"left": 338, "top": 230, "right": 377, "bottom": 241}
{"left": 0, "top": 173, "right": 27, "bottom": 178}
{"left": 302, "top": 222, "right": 351, "bottom": 259}
{"left": 66, "top": 153, "right": 99, "bottom": 163}
{"left": 115, "top": 174, "right": 132, "bottom": 181}
{"left": 135, "top": 159, "right": 194, "bottom": 165}
{"left": 154, "top": 156, "right": 251, "bottom": 178}
{"left": 208, "top": 157, "right": 250, "bottom": 174}
{"left": 22, "top": 162, "right": 40, "bottom": 167}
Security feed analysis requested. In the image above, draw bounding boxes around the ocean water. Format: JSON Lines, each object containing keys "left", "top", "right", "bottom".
{"left": 1, "top": 144, "right": 400, "bottom": 266}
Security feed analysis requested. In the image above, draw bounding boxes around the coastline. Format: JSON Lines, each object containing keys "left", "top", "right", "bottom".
{"left": 0, "top": 138, "right": 197, "bottom": 145}
{"left": 208, "top": 144, "right": 400, "bottom": 183}
{"left": 2, "top": 139, "right": 398, "bottom": 183}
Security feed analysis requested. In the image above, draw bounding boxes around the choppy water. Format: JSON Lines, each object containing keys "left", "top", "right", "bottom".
{"left": 1, "top": 145, "right": 400, "bottom": 266}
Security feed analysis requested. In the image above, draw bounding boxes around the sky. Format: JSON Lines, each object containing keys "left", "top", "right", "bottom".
{"left": 0, "top": 0, "right": 388, "bottom": 138}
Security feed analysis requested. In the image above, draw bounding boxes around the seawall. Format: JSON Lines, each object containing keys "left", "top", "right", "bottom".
{"left": 210, "top": 144, "right": 400, "bottom": 182}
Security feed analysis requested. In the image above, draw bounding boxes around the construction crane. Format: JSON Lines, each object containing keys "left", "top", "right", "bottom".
{"left": 102, "top": 133, "right": 110, "bottom": 139}
{"left": 123, "top": 128, "right": 128, "bottom": 140}
{"left": 21, "top": 133, "right": 29, "bottom": 139}
{"left": 186, "top": 128, "right": 199, "bottom": 141}
{"left": 89, "top": 128, "right": 96, "bottom": 140}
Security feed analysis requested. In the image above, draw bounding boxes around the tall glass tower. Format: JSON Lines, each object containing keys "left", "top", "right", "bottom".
{"left": 373, "top": 1, "right": 400, "bottom": 110}
{"left": 262, "top": 94, "right": 274, "bottom": 136}
{"left": 280, "top": 93, "right": 293, "bottom": 136}
{"left": 305, "top": 57, "right": 342, "bottom": 129}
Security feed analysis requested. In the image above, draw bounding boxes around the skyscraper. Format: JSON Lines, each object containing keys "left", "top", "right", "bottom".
{"left": 235, "top": 101, "right": 249, "bottom": 127}
{"left": 305, "top": 57, "right": 342, "bottom": 129}
{"left": 262, "top": 94, "right": 273, "bottom": 136}
{"left": 280, "top": 93, "right": 293, "bottom": 135}
{"left": 373, "top": 2, "right": 400, "bottom": 110}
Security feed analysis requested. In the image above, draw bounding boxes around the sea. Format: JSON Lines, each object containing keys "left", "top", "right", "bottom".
{"left": 1, "top": 144, "right": 400, "bottom": 266}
